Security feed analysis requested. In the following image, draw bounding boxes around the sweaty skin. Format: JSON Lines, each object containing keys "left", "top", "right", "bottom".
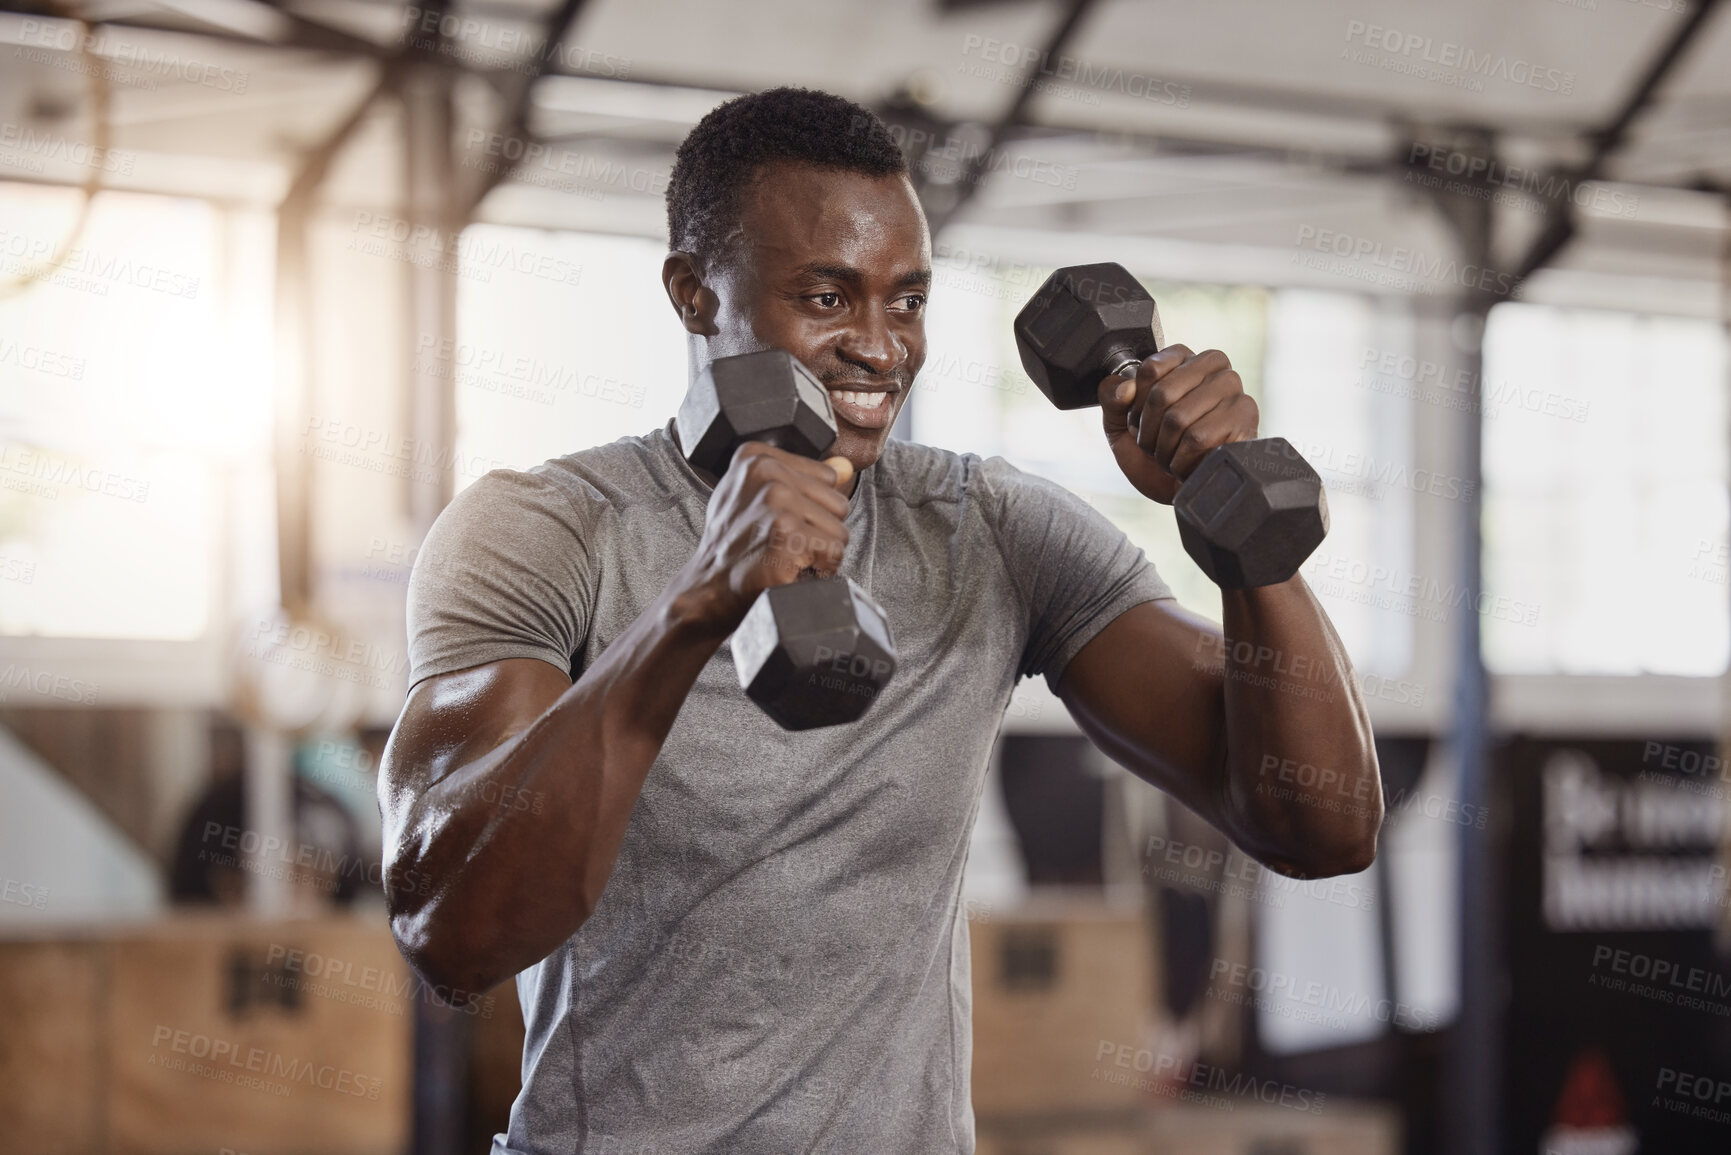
{"left": 378, "top": 164, "right": 1379, "bottom": 999}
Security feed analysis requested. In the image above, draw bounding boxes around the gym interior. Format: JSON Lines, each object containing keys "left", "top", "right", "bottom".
{"left": 0, "top": 0, "right": 1727, "bottom": 1152}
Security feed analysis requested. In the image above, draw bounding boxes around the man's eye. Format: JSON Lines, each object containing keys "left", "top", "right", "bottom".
{"left": 896, "top": 294, "right": 926, "bottom": 312}
{"left": 811, "top": 292, "right": 841, "bottom": 308}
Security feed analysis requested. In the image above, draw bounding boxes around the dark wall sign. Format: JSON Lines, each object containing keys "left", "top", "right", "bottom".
{"left": 1499, "top": 737, "right": 1731, "bottom": 1154}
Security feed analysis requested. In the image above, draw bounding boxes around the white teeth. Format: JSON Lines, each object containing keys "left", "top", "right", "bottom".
{"left": 835, "top": 390, "right": 887, "bottom": 410}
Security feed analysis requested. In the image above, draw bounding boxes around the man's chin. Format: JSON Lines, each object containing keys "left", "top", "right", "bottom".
{"left": 830, "top": 425, "right": 891, "bottom": 473}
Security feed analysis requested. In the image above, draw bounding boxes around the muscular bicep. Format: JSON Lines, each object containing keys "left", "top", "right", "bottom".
{"left": 1052, "top": 599, "right": 1231, "bottom": 827}
{"left": 378, "top": 657, "right": 572, "bottom": 842}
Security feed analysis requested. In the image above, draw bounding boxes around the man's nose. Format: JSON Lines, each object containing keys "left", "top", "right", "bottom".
{"left": 836, "top": 310, "right": 907, "bottom": 377}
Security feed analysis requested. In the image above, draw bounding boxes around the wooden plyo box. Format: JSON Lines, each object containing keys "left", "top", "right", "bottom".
{"left": 975, "top": 1102, "right": 1401, "bottom": 1155}
{"left": 969, "top": 899, "right": 1155, "bottom": 1119}
{"left": 1142, "top": 1100, "right": 1401, "bottom": 1155}
{"left": 0, "top": 914, "right": 414, "bottom": 1155}
{"left": 975, "top": 1126, "right": 1148, "bottom": 1155}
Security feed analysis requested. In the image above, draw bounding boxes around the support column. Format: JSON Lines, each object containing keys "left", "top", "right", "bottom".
{"left": 400, "top": 44, "right": 469, "bottom": 1155}
{"left": 1423, "top": 128, "right": 1499, "bottom": 1155}
{"left": 401, "top": 62, "right": 459, "bottom": 537}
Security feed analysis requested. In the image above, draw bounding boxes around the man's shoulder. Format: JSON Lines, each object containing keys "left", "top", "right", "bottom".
{"left": 874, "top": 438, "right": 1049, "bottom": 509}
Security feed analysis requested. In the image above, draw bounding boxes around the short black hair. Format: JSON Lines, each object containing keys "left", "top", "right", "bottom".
{"left": 666, "top": 87, "right": 908, "bottom": 271}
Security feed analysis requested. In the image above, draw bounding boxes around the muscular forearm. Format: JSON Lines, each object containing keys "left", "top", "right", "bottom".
{"left": 387, "top": 573, "right": 732, "bottom": 994}
{"left": 1212, "top": 575, "right": 1380, "bottom": 877}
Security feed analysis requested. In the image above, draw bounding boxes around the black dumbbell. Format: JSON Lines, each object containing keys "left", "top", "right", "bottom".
{"left": 676, "top": 349, "right": 897, "bottom": 730}
{"left": 1013, "top": 262, "right": 1329, "bottom": 589}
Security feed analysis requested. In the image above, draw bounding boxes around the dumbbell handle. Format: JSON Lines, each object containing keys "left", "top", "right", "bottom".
{"left": 1106, "top": 352, "right": 1287, "bottom": 455}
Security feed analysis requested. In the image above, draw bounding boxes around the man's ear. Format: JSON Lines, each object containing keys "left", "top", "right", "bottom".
{"left": 662, "top": 252, "right": 720, "bottom": 337}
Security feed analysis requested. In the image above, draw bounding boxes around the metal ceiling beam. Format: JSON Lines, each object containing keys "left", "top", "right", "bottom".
{"left": 457, "top": 0, "right": 591, "bottom": 218}
{"left": 1512, "top": 0, "right": 1726, "bottom": 284}
{"left": 0, "top": 0, "right": 395, "bottom": 57}
{"left": 231, "top": 0, "right": 393, "bottom": 57}
{"left": 898, "top": 0, "right": 1097, "bottom": 235}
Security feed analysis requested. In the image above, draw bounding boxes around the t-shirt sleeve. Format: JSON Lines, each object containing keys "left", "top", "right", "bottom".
{"left": 980, "top": 455, "right": 1175, "bottom": 688}
{"left": 405, "top": 468, "right": 595, "bottom": 690}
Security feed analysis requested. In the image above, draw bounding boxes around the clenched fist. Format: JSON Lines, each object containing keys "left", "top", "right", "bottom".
{"left": 1097, "top": 345, "right": 1259, "bottom": 505}
{"left": 680, "top": 442, "right": 855, "bottom": 631}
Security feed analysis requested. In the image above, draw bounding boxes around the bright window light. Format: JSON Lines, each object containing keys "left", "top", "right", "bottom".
{"left": 1482, "top": 303, "right": 1728, "bottom": 675}
{"left": 0, "top": 183, "right": 271, "bottom": 639}
{"left": 454, "top": 225, "right": 688, "bottom": 480}
{"left": 1263, "top": 289, "right": 1416, "bottom": 680}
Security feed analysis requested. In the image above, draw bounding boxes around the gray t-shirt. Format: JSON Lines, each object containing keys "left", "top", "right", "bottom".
{"left": 406, "top": 420, "right": 1171, "bottom": 1154}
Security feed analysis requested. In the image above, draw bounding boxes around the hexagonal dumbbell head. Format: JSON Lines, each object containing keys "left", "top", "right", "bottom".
{"left": 1174, "top": 438, "right": 1330, "bottom": 590}
{"left": 677, "top": 349, "right": 838, "bottom": 475}
{"left": 1013, "top": 262, "right": 1165, "bottom": 410}
{"left": 729, "top": 578, "right": 898, "bottom": 731}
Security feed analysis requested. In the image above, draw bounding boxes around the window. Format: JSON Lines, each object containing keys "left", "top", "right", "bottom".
{"left": 0, "top": 183, "right": 272, "bottom": 639}
{"left": 454, "top": 226, "right": 688, "bottom": 480}
{"left": 1482, "top": 303, "right": 1727, "bottom": 675}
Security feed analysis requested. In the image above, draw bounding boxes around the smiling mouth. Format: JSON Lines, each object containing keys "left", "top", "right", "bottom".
{"left": 831, "top": 388, "right": 892, "bottom": 411}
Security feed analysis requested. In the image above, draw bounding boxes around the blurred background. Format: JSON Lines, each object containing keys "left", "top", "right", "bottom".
{"left": 0, "top": 0, "right": 1728, "bottom": 1152}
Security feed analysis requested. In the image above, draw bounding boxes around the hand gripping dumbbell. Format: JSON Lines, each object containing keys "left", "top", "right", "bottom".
{"left": 1013, "top": 262, "right": 1329, "bottom": 589}
{"left": 676, "top": 348, "right": 898, "bottom": 730}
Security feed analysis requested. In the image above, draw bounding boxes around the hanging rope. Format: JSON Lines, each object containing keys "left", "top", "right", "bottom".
{"left": 0, "top": 0, "right": 113, "bottom": 300}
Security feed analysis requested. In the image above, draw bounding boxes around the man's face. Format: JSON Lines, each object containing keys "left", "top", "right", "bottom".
{"left": 706, "top": 163, "right": 931, "bottom": 471}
